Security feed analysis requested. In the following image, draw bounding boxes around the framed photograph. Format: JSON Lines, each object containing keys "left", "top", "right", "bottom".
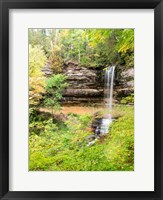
{"left": 0, "top": 0, "right": 162, "bottom": 199}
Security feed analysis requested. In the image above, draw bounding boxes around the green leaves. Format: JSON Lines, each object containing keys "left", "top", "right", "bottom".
{"left": 29, "top": 28, "right": 134, "bottom": 68}
{"left": 45, "top": 74, "right": 68, "bottom": 90}
{"left": 44, "top": 74, "right": 68, "bottom": 112}
{"left": 29, "top": 106, "right": 134, "bottom": 171}
{"left": 118, "top": 29, "right": 134, "bottom": 53}
{"left": 121, "top": 93, "right": 134, "bottom": 104}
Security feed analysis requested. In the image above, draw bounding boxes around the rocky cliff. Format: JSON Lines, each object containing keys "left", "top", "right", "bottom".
{"left": 114, "top": 67, "right": 134, "bottom": 103}
{"left": 62, "top": 62, "right": 104, "bottom": 105}
{"left": 42, "top": 62, "right": 134, "bottom": 105}
{"left": 62, "top": 62, "right": 134, "bottom": 105}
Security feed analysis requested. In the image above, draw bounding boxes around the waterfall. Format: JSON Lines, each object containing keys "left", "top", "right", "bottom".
{"left": 87, "top": 66, "right": 115, "bottom": 146}
{"left": 99, "top": 66, "right": 115, "bottom": 135}
{"left": 105, "top": 66, "right": 115, "bottom": 116}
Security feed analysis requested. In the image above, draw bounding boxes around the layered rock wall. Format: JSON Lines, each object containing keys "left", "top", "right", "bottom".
{"left": 42, "top": 62, "right": 134, "bottom": 105}
{"left": 114, "top": 67, "right": 134, "bottom": 102}
{"left": 62, "top": 63, "right": 134, "bottom": 105}
{"left": 62, "top": 62, "right": 104, "bottom": 105}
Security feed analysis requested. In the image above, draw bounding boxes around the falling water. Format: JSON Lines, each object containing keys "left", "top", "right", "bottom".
{"left": 99, "top": 66, "right": 115, "bottom": 134}
{"left": 87, "top": 66, "right": 115, "bottom": 146}
{"left": 105, "top": 66, "right": 115, "bottom": 115}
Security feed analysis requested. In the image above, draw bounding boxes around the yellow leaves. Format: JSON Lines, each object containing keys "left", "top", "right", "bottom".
{"left": 117, "top": 29, "right": 134, "bottom": 54}
{"left": 94, "top": 53, "right": 100, "bottom": 57}
{"left": 29, "top": 77, "right": 45, "bottom": 107}
{"left": 49, "top": 49, "right": 63, "bottom": 73}
{"left": 29, "top": 45, "right": 47, "bottom": 109}
{"left": 118, "top": 44, "right": 130, "bottom": 53}
{"left": 29, "top": 45, "right": 47, "bottom": 77}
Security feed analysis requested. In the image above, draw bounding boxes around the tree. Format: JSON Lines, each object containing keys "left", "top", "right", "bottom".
{"left": 29, "top": 45, "right": 47, "bottom": 113}
{"left": 49, "top": 47, "right": 63, "bottom": 74}
{"left": 44, "top": 74, "right": 68, "bottom": 116}
{"left": 29, "top": 28, "right": 134, "bottom": 69}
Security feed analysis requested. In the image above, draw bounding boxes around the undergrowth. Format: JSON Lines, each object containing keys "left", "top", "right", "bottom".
{"left": 29, "top": 105, "right": 134, "bottom": 171}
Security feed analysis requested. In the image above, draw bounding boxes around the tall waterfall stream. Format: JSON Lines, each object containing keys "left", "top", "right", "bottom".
{"left": 87, "top": 66, "right": 115, "bottom": 146}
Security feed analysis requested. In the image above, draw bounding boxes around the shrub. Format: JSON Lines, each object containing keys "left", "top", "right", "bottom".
{"left": 29, "top": 106, "right": 134, "bottom": 171}
{"left": 44, "top": 74, "right": 68, "bottom": 114}
{"left": 120, "top": 93, "right": 134, "bottom": 104}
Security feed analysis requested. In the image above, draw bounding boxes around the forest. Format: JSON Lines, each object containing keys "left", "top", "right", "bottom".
{"left": 29, "top": 28, "right": 134, "bottom": 171}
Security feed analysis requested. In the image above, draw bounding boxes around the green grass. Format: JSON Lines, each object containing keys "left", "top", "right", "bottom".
{"left": 29, "top": 105, "right": 134, "bottom": 171}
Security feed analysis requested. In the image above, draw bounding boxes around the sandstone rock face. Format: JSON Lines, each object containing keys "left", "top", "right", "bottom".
{"left": 64, "top": 89, "right": 103, "bottom": 97}
{"left": 62, "top": 64, "right": 134, "bottom": 105}
{"left": 114, "top": 67, "right": 134, "bottom": 102}
{"left": 121, "top": 68, "right": 134, "bottom": 80}
{"left": 62, "top": 63, "right": 104, "bottom": 105}
{"left": 42, "top": 62, "right": 134, "bottom": 105}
